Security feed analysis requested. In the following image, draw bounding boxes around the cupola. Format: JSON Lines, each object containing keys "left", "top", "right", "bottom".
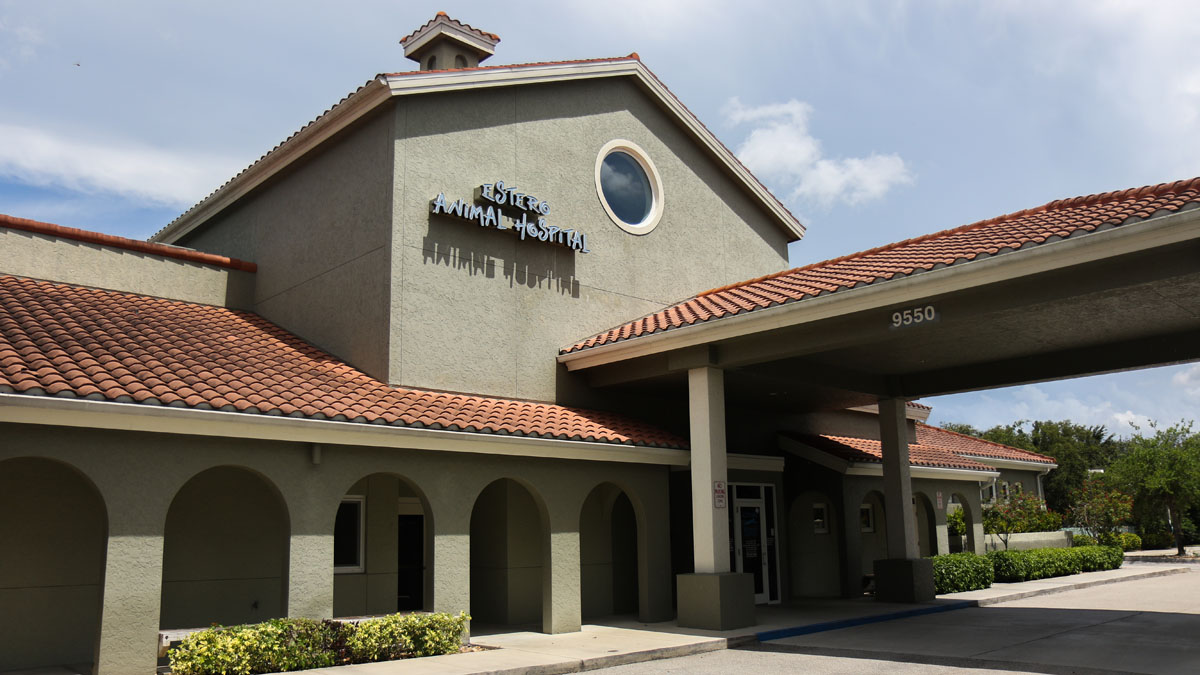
{"left": 401, "top": 12, "right": 501, "bottom": 71}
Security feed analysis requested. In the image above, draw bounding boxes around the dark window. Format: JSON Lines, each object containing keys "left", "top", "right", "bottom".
{"left": 599, "top": 151, "right": 653, "bottom": 225}
{"left": 334, "top": 499, "right": 362, "bottom": 568}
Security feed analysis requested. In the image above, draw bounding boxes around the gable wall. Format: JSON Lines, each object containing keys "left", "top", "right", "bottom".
{"left": 389, "top": 77, "right": 792, "bottom": 400}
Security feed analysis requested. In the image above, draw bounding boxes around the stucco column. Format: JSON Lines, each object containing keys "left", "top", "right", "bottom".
{"left": 429, "top": 502, "right": 470, "bottom": 619}
{"left": 283, "top": 479, "right": 337, "bottom": 620}
{"left": 933, "top": 501, "right": 950, "bottom": 556}
{"left": 94, "top": 496, "right": 166, "bottom": 675}
{"left": 875, "top": 399, "right": 935, "bottom": 602}
{"left": 878, "top": 399, "right": 918, "bottom": 559}
{"left": 841, "top": 488, "right": 865, "bottom": 597}
{"left": 688, "top": 366, "right": 729, "bottom": 573}
{"left": 638, "top": 493, "right": 674, "bottom": 622}
{"left": 543, "top": 529, "right": 581, "bottom": 634}
{"left": 676, "top": 366, "right": 754, "bottom": 630}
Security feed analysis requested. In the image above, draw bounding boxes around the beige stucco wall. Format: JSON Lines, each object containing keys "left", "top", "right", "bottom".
{"left": 787, "top": 489, "right": 841, "bottom": 598}
{"left": 389, "top": 77, "right": 793, "bottom": 400}
{"left": 179, "top": 109, "right": 396, "bottom": 381}
{"left": 0, "top": 228, "right": 255, "bottom": 309}
{"left": 160, "top": 467, "right": 289, "bottom": 629}
{"left": 0, "top": 458, "right": 107, "bottom": 672}
{"left": 0, "top": 419, "right": 674, "bottom": 673}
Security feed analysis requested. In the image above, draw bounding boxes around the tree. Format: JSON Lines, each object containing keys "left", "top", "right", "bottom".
{"left": 1109, "top": 422, "right": 1200, "bottom": 556}
{"left": 943, "top": 419, "right": 1128, "bottom": 513}
{"left": 1068, "top": 476, "right": 1133, "bottom": 544}
{"left": 983, "top": 490, "right": 1054, "bottom": 550}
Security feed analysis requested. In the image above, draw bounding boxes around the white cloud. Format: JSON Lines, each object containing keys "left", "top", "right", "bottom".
{"left": 0, "top": 123, "right": 241, "bottom": 207}
{"left": 1172, "top": 364, "right": 1200, "bottom": 399}
{"left": 0, "top": 17, "right": 43, "bottom": 70}
{"left": 723, "top": 97, "right": 913, "bottom": 208}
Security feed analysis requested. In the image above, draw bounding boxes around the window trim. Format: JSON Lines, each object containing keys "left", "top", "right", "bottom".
{"left": 813, "top": 502, "right": 829, "bottom": 534}
{"left": 334, "top": 495, "right": 366, "bottom": 574}
{"left": 594, "top": 139, "right": 665, "bottom": 235}
{"left": 860, "top": 504, "right": 876, "bottom": 533}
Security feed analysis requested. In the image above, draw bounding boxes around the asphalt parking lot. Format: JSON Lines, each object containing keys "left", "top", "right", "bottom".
{"left": 597, "top": 565, "right": 1200, "bottom": 674}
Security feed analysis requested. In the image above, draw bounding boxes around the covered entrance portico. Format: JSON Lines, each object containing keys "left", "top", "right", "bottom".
{"left": 560, "top": 200, "right": 1200, "bottom": 628}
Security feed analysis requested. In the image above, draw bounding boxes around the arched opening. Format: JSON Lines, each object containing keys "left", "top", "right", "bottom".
{"left": 454, "top": 54, "right": 468, "bottom": 69}
{"left": 425, "top": 55, "right": 437, "bottom": 70}
{"left": 579, "top": 483, "right": 639, "bottom": 619}
{"left": 160, "top": 466, "right": 289, "bottom": 629}
{"left": 470, "top": 478, "right": 547, "bottom": 630}
{"left": 0, "top": 457, "right": 107, "bottom": 671}
{"left": 787, "top": 490, "right": 841, "bottom": 598}
{"left": 333, "top": 473, "right": 434, "bottom": 617}
{"left": 913, "top": 492, "right": 937, "bottom": 558}
{"left": 860, "top": 490, "right": 888, "bottom": 588}
{"left": 950, "top": 492, "right": 977, "bottom": 553}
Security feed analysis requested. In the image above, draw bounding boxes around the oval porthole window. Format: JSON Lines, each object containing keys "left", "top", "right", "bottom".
{"left": 595, "top": 140, "right": 664, "bottom": 235}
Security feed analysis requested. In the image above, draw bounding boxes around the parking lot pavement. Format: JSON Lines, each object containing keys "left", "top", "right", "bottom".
{"left": 596, "top": 566, "right": 1200, "bottom": 675}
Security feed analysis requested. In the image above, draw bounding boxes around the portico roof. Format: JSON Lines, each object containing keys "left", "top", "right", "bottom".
{"left": 559, "top": 176, "right": 1200, "bottom": 409}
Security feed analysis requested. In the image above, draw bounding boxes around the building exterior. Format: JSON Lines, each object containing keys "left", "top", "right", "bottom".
{"left": 5, "top": 13, "right": 1200, "bottom": 674}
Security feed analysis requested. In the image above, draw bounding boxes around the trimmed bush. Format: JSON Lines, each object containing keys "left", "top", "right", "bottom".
{"left": 169, "top": 612, "right": 469, "bottom": 675}
{"left": 930, "top": 552, "right": 994, "bottom": 594}
{"left": 1119, "top": 532, "right": 1142, "bottom": 552}
{"left": 988, "top": 549, "right": 1033, "bottom": 582}
{"left": 1141, "top": 532, "right": 1175, "bottom": 550}
{"left": 988, "top": 546, "right": 1122, "bottom": 583}
{"left": 1072, "top": 533, "right": 1097, "bottom": 547}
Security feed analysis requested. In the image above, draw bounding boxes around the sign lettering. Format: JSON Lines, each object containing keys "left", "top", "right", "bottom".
{"left": 431, "top": 180, "right": 591, "bottom": 253}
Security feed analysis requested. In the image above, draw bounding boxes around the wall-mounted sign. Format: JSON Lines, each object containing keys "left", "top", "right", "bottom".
{"left": 713, "top": 480, "right": 727, "bottom": 509}
{"left": 430, "top": 180, "right": 591, "bottom": 253}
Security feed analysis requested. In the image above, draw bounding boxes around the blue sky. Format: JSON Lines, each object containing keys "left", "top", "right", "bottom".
{"left": 1, "top": 0, "right": 1197, "bottom": 434}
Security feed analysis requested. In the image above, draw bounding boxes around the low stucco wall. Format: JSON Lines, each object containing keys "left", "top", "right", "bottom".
{"left": 982, "top": 531, "right": 1072, "bottom": 552}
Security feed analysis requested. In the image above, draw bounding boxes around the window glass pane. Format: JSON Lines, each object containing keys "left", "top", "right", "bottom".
{"left": 600, "top": 151, "right": 652, "bottom": 225}
{"left": 813, "top": 504, "right": 828, "bottom": 532}
{"left": 334, "top": 500, "right": 361, "bottom": 567}
{"left": 736, "top": 485, "right": 761, "bottom": 500}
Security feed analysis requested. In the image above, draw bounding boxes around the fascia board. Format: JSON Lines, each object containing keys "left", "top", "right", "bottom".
{"left": 152, "top": 79, "right": 393, "bottom": 244}
{"left": 845, "top": 462, "right": 1000, "bottom": 482}
{"left": 726, "top": 453, "right": 785, "bottom": 472}
{"left": 958, "top": 454, "right": 1058, "bottom": 472}
{"left": 559, "top": 206, "right": 1200, "bottom": 370}
{"left": 0, "top": 394, "right": 689, "bottom": 467}
{"left": 404, "top": 26, "right": 495, "bottom": 56}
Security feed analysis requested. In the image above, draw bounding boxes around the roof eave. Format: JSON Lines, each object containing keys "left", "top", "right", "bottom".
{"left": 153, "top": 59, "right": 804, "bottom": 246}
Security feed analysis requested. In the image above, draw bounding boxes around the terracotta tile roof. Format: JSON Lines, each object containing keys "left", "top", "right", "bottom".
{"left": 400, "top": 12, "right": 500, "bottom": 45}
{"left": 0, "top": 275, "right": 685, "bottom": 449}
{"left": 1, "top": 214, "right": 256, "bottom": 273}
{"left": 915, "top": 423, "right": 1055, "bottom": 465}
{"left": 563, "top": 177, "right": 1200, "bottom": 353}
{"left": 800, "top": 434, "right": 996, "bottom": 472}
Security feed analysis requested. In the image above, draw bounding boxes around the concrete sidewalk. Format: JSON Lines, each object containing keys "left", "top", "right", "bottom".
{"left": 296, "top": 563, "right": 1188, "bottom": 675}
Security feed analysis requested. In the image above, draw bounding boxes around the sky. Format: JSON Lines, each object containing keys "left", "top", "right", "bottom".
{"left": 0, "top": 0, "right": 1197, "bottom": 435}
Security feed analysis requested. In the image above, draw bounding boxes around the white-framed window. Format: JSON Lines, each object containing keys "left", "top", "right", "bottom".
{"left": 595, "top": 139, "right": 664, "bottom": 235}
{"left": 860, "top": 504, "right": 875, "bottom": 533}
{"left": 334, "top": 496, "right": 365, "bottom": 574}
{"left": 813, "top": 503, "right": 829, "bottom": 534}
{"left": 981, "top": 481, "right": 996, "bottom": 504}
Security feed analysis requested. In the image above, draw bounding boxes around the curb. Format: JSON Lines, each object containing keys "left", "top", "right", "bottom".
{"left": 968, "top": 564, "right": 1190, "bottom": 607}
{"left": 460, "top": 637, "right": 729, "bottom": 675}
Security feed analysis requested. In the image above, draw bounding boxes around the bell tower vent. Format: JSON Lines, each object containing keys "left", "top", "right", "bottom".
{"left": 401, "top": 12, "right": 501, "bottom": 71}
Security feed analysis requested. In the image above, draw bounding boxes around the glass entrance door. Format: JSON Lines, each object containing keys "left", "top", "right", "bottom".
{"left": 729, "top": 483, "right": 780, "bottom": 605}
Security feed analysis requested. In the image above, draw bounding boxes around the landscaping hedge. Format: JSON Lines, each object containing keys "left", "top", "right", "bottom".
{"left": 168, "top": 612, "right": 469, "bottom": 675}
{"left": 987, "top": 546, "right": 1122, "bottom": 583}
{"left": 1072, "top": 534, "right": 1097, "bottom": 547}
{"left": 930, "top": 552, "right": 994, "bottom": 594}
{"left": 1119, "top": 532, "right": 1142, "bottom": 552}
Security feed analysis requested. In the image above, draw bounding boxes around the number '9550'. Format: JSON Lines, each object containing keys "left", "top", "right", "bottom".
{"left": 891, "top": 305, "right": 937, "bottom": 328}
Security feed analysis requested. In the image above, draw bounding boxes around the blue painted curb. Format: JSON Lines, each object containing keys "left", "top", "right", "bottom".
{"left": 755, "top": 600, "right": 973, "bottom": 642}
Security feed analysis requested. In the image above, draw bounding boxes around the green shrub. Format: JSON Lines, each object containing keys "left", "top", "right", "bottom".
{"left": 1119, "top": 532, "right": 1142, "bottom": 552}
{"left": 988, "top": 546, "right": 1122, "bottom": 583}
{"left": 1097, "top": 532, "right": 1122, "bottom": 548}
{"left": 169, "top": 612, "right": 469, "bottom": 674}
{"left": 946, "top": 508, "right": 967, "bottom": 537}
{"left": 1072, "top": 533, "right": 1097, "bottom": 547}
{"left": 988, "top": 549, "right": 1033, "bottom": 582}
{"left": 930, "top": 552, "right": 994, "bottom": 594}
{"left": 1141, "top": 532, "right": 1174, "bottom": 549}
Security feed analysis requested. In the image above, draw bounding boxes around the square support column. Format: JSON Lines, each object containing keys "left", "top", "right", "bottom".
{"left": 677, "top": 367, "right": 754, "bottom": 629}
{"left": 875, "top": 398, "right": 934, "bottom": 602}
